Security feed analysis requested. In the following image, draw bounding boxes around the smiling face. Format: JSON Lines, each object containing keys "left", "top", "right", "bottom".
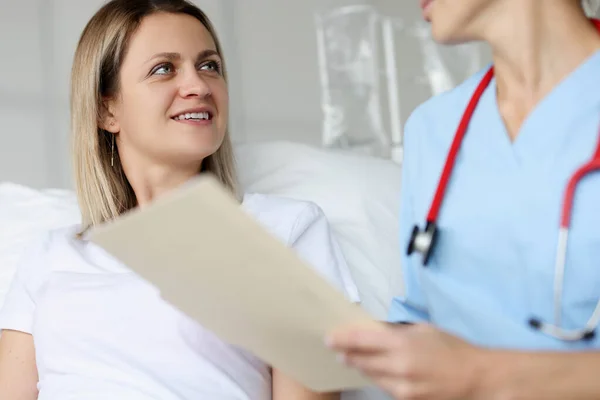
{"left": 103, "top": 11, "right": 228, "bottom": 171}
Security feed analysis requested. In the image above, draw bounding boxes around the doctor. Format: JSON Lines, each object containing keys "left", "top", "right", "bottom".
{"left": 327, "top": 0, "right": 600, "bottom": 399}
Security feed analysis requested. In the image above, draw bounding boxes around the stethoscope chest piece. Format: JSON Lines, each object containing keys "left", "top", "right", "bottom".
{"left": 407, "top": 222, "right": 438, "bottom": 266}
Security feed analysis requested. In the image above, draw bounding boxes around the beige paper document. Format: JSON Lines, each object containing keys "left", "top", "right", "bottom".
{"left": 89, "top": 175, "right": 380, "bottom": 392}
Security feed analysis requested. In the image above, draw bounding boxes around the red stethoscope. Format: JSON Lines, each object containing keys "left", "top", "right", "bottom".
{"left": 407, "top": 19, "right": 600, "bottom": 341}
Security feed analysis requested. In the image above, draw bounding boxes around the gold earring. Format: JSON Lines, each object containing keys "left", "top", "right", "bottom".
{"left": 111, "top": 134, "right": 115, "bottom": 167}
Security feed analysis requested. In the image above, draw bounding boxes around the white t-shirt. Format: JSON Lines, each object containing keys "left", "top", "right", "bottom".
{"left": 0, "top": 193, "right": 360, "bottom": 400}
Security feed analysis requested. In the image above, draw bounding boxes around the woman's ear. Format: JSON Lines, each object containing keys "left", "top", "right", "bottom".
{"left": 99, "top": 98, "right": 120, "bottom": 133}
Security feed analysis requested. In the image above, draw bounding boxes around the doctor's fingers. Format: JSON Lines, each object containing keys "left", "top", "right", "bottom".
{"left": 341, "top": 349, "right": 421, "bottom": 378}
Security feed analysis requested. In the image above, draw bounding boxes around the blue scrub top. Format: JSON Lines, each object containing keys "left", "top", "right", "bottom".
{"left": 389, "top": 50, "right": 600, "bottom": 351}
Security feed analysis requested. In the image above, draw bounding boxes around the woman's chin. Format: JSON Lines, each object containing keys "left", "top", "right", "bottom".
{"left": 174, "top": 142, "right": 221, "bottom": 165}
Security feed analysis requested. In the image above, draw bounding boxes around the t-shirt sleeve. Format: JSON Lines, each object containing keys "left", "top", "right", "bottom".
{"left": 387, "top": 108, "right": 431, "bottom": 324}
{"left": 0, "top": 233, "right": 51, "bottom": 334}
{"left": 288, "top": 203, "right": 361, "bottom": 303}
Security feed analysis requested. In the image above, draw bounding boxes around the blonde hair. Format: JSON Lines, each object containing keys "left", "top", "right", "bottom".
{"left": 71, "top": 0, "right": 238, "bottom": 229}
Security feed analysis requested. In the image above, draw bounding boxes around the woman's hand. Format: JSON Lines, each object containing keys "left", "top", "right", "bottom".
{"left": 326, "top": 323, "right": 490, "bottom": 400}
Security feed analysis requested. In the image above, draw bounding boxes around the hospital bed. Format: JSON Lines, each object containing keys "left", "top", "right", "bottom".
{"left": 0, "top": 140, "right": 402, "bottom": 400}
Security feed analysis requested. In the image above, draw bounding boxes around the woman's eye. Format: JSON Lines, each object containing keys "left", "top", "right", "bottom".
{"left": 152, "top": 63, "right": 174, "bottom": 75}
{"left": 199, "top": 60, "right": 221, "bottom": 74}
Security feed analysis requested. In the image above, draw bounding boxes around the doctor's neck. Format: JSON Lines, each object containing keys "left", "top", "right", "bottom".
{"left": 481, "top": 1, "right": 600, "bottom": 113}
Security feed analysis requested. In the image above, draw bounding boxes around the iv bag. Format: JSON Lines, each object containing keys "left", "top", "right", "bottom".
{"left": 315, "top": 5, "right": 390, "bottom": 158}
{"left": 315, "top": 3, "right": 487, "bottom": 162}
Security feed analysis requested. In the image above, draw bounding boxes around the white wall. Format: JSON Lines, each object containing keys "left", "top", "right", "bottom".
{"left": 0, "top": 0, "right": 490, "bottom": 190}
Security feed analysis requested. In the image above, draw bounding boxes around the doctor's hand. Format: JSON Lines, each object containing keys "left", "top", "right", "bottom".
{"left": 326, "top": 323, "right": 490, "bottom": 400}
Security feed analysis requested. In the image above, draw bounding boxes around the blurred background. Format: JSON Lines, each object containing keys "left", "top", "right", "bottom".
{"left": 1, "top": 0, "right": 598, "bottom": 189}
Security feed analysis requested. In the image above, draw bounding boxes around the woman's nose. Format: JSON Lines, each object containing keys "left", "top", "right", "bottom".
{"left": 179, "top": 72, "right": 211, "bottom": 98}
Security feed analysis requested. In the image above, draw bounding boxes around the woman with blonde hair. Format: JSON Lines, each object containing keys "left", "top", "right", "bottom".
{"left": 0, "top": 1, "right": 359, "bottom": 399}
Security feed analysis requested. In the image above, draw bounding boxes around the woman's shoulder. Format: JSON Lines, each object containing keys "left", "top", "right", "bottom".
{"left": 4, "top": 224, "right": 82, "bottom": 298}
{"left": 241, "top": 193, "right": 326, "bottom": 245}
{"left": 18, "top": 224, "right": 76, "bottom": 253}
{"left": 241, "top": 193, "right": 360, "bottom": 302}
{"left": 15, "top": 224, "right": 83, "bottom": 273}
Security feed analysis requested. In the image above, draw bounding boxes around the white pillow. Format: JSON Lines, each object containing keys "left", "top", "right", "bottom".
{"left": 236, "top": 141, "right": 403, "bottom": 321}
{"left": 0, "top": 182, "right": 81, "bottom": 309}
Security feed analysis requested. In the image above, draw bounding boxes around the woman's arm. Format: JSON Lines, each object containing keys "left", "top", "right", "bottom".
{"left": 272, "top": 368, "right": 339, "bottom": 400}
{"left": 0, "top": 330, "right": 38, "bottom": 399}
